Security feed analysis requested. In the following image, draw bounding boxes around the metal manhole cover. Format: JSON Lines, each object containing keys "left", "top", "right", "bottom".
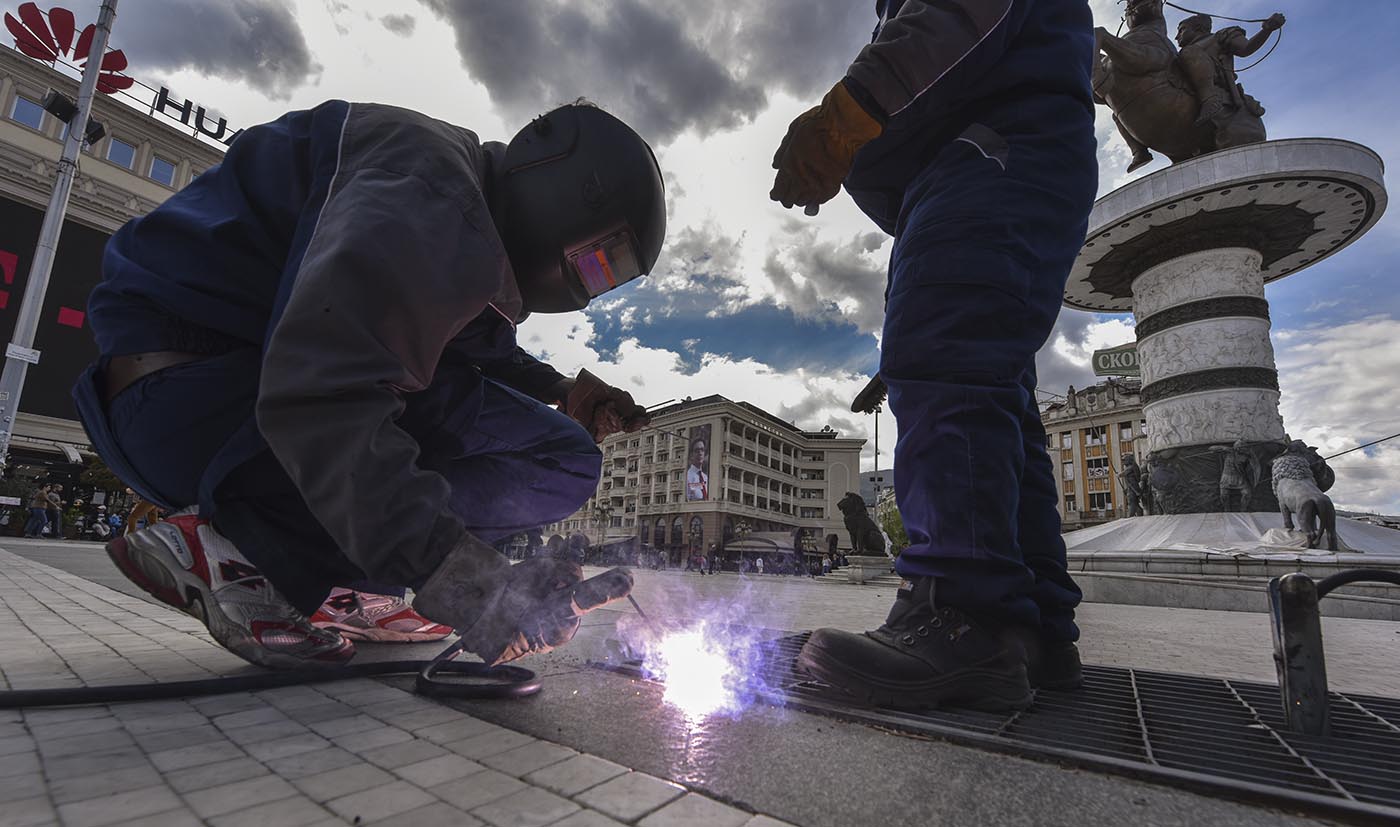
{"left": 597, "top": 631, "right": 1400, "bottom": 824}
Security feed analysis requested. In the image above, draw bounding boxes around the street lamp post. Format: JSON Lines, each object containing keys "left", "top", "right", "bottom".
{"left": 0, "top": 0, "right": 121, "bottom": 469}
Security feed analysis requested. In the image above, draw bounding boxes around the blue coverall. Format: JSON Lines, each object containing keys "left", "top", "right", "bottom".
{"left": 74, "top": 102, "right": 601, "bottom": 613}
{"left": 842, "top": 0, "right": 1098, "bottom": 643}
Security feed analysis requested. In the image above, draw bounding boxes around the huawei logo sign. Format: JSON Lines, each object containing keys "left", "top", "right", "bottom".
{"left": 4, "top": 2, "right": 133, "bottom": 93}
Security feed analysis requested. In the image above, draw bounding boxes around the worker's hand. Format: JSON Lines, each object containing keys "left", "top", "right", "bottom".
{"left": 413, "top": 539, "right": 634, "bottom": 665}
{"left": 770, "top": 79, "right": 882, "bottom": 212}
{"left": 562, "top": 368, "right": 650, "bottom": 442}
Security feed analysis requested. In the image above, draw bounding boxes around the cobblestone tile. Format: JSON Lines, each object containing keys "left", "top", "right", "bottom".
{"left": 163, "top": 756, "right": 270, "bottom": 794}
{"left": 637, "top": 793, "right": 753, "bottom": 827}
{"left": 121, "top": 711, "right": 210, "bottom": 734}
{"left": 325, "top": 779, "right": 437, "bottom": 822}
{"left": 441, "top": 727, "right": 536, "bottom": 759}
{"left": 359, "top": 736, "right": 448, "bottom": 769}
{"left": 55, "top": 784, "right": 184, "bottom": 827}
{"left": 428, "top": 768, "right": 527, "bottom": 811}
{"left": 262, "top": 746, "right": 363, "bottom": 780}
{"left": 0, "top": 749, "right": 39, "bottom": 779}
{"left": 394, "top": 753, "right": 486, "bottom": 788}
{"left": 472, "top": 785, "right": 580, "bottom": 827}
{"left": 480, "top": 740, "right": 577, "bottom": 777}
{"left": 213, "top": 706, "right": 290, "bottom": 730}
{"left": 412, "top": 715, "right": 497, "bottom": 744}
{"left": 185, "top": 774, "right": 299, "bottom": 819}
{"left": 223, "top": 720, "right": 311, "bottom": 746}
{"left": 307, "top": 714, "right": 383, "bottom": 739}
{"left": 48, "top": 763, "right": 162, "bottom": 804}
{"left": 550, "top": 810, "right": 630, "bottom": 827}
{"left": 134, "top": 724, "right": 227, "bottom": 753}
{"left": 0, "top": 734, "right": 36, "bottom": 757}
{"left": 243, "top": 731, "right": 333, "bottom": 762}
{"left": 36, "top": 727, "right": 134, "bottom": 758}
{"left": 369, "top": 802, "right": 484, "bottom": 827}
{"left": 208, "top": 793, "right": 334, "bottom": 827}
{"left": 293, "top": 761, "right": 396, "bottom": 802}
{"left": 574, "top": 772, "right": 687, "bottom": 823}
{"left": 191, "top": 694, "right": 268, "bottom": 718}
{"left": 524, "top": 754, "right": 629, "bottom": 797}
{"left": 147, "top": 738, "right": 246, "bottom": 772}
{"left": 0, "top": 770, "right": 43, "bottom": 804}
{"left": 329, "top": 724, "right": 414, "bottom": 752}
{"left": 283, "top": 702, "right": 357, "bottom": 725}
{"left": 26, "top": 714, "right": 121, "bottom": 741}
{"left": 3, "top": 794, "right": 58, "bottom": 827}
{"left": 741, "top": 816, "right": 798, "bottom": 827}
{"left": 109, "top": 808, "right": 206, "bottom": 827}
{"left": 41, "top": 747, "right": 146, "bottom": 780}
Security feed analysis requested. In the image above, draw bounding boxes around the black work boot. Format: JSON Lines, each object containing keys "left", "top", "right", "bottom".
{"left": 1028, "top": 640, "right": 1083, "bottom": 690}
{"left": 796, "top": 578, "right": 1033, "bottom": 711}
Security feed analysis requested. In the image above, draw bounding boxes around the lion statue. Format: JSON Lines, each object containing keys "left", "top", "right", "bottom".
{"left": 837, "top": 492, "right": 886, "bottom": 556}
{"left": 1271, "top": 440, "right": 1339, "bottom": 551}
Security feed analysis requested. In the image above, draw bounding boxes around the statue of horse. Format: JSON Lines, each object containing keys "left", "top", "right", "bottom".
{"left": 1093, "top": 0, "right": 1265, "bottom": 171}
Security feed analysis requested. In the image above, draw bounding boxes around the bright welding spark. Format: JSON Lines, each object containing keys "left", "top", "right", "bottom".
{"left": 650, "top": 626, "right": 735, "bottom": 719}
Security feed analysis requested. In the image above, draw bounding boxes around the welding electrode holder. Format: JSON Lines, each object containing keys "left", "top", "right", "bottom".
{"left": 1268, "top": 568, "right": 1400, "bottom": 736}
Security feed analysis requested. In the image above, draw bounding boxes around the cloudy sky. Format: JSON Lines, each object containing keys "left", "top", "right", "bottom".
{"left": 6, "top": 0, "right": 1398, "bottom": 513}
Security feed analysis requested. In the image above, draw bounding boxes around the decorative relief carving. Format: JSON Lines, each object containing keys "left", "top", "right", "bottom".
{"left": 1136, "top": 296, "right": 1270, "bottom": 339}
{"left": 1141, "top": 367, "right": 1278, "bottom": 405}
{"left": 1131, "top": 248, "right": 1264, "bottom": 319}
{"left": 1138, "top": 318, "right": 1276, "bottom": 386}
{"left": 1144, "top": 389, "right": 1285, "bottom": 453}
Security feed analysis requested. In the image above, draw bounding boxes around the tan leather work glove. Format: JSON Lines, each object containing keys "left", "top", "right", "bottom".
{"left": 561, "top": 368, "right": 650, "bottom": 443}
{"left": 413, "top": 535, "right": 634, "bottom": 665}
{"left": 770, "top": 79, "right": 883, "bottom": 212}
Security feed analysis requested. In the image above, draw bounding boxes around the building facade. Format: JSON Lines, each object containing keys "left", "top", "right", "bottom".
{"left": 543, "top": 395, "right": 865, "bottom": 564}
{"left": 1040, "top": 379, "right": 1148, "bottom": 532}
{"left": 1, "top": 43, "right": 223, "bottom": 479}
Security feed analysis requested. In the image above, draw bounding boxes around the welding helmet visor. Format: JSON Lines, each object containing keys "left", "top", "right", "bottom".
{"left": 498, "top": 104, "right": 666, "bottom": 314}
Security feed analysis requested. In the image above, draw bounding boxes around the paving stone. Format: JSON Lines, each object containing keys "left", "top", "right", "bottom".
{"left": 163, "top": 757, "right": 270, "bottom": 794}
{"left": 48, "top": 763, "right": 163, "bottom": 804}
{"left": 293, "top": 761, "right": 396, "bottom": 802}
{"left": 243, "top": 731, "right": 333, "bottom": 762}
{"left": 412, "top": 715, "right": 497, "bottom": 744}
{"left": 133, "top": 723, "right": 229, "bottom": 754}
{"left": 109, "top": 809, "right": 206, "bottom": 827}
{"left": 211, "top": 706, "right": 289, "bottom": 730}
{"left": 370, "top": 703, "right": 463, "bottom": 731}
{"left": 550, "top": 810, "right": 630, "bottom": 827}
{"left": 325, "top": 779, "right": 437, "bottom": 822}
{"left": 20, "top": 706, "right": 110, "bottom": 725}
{"left": 0, "top": 735, "right": 36, "bottom": 758}
{"left": 262, "top": 746, "right": 364, "bottom": 780}
{"left": 330, "top": 724, "right": 414, "bottom": 752}
{"left": 394, "top": 753, "right": 486, "bottom": 788}
{"left": 472, "top": 785, "right": 580, "bottom": 827}
{"left": 358, "top": 736, "right": 448, "bottom": 769}
{"left": 524, "top": 754, "right": 629, "bottom": 797}
{"left": 283, "top": 702, "right": 356, "bottom": 725}
{"left": 638, "top": 793, "right": 753, "bottom": 827}
{"left": 307, "top": 714, "right": 383, "bottom": 739}
{"left": 36, "top": 727, "right": 134, "bottom": 758}
{"left": 121, "top": 711, "right": 211, "bottom": 734}
{"left": 185, "top": 774, "right": 299, "bottom": 819}
{"left": 2, "top": 794, "right": 58, "bottom": 827}
{"left": 55, "top": 784, "right": 184, "bottom": 827}
{"left": 191, "top": 694, "right": 268, "bottom": 717}
{"left": 441, "top": 727, "right": 537, "bottom": 759}
{"left": 41, "top": 747, "right": 146, "bottom": 780}
{"left": 223, "top": 720, "right": 310, "bottom": 746}
{"left": 480, "top": 739, "right": 577, "bottom": 777}
{"left": 0, "top": 771, "right": 43, "bottom": 804}
{"left": 147, "top": 738, "right": 246, "bottom": 772}
{"left": 0, "top": 749, "right": 39, "bottom": 779}
{"left": 207, "top": 793, "right": 334, "bottom": 827}
{"left": 575, "top": 772, "right": 687, "bottom": 823}
{"left": 741, "top": 816, "right": 797, "bottom": 827}
{"left": 26, "top": 714, "right": 122, "bottom": 741}
{"left": 428, "top": 768, "right": 527, "bottom": 811}
{"left": 368, "top": 801, "right": 484, "bottom": 827}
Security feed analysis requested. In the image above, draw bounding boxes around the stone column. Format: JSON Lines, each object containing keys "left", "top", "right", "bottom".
{"left": 1132, "top": 247, "right": 1286, "bottom": 513}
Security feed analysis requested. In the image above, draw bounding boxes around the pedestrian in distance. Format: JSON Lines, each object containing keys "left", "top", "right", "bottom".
{"left": 23, "top": 483, "right": 51, "bottom": 538}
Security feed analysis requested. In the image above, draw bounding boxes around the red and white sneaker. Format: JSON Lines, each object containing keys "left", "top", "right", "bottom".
{"left": 106, "top": 511, "right": 355, "bottom": 669}
{"left": 311, "top": 588, "right": 454, "bottom": 643}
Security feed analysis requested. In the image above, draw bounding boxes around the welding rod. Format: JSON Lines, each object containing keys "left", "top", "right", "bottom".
{"left": 627, "top": 594, "right": 664, "bottom": 638}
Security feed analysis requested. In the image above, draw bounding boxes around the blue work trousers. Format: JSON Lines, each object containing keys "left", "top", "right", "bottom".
{"left": 74, "top": 350, "right": 601, "bottom": 613}
{"left": 883, "top": 132, "right": 1093, "bottom": 644}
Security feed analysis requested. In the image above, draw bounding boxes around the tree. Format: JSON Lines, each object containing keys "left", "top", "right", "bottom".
{"left": 79, "top": 456, "right": 124, "bottom": 492}
{"left": 591, "top": 499, "right": 614, "bottom": 542}
{"left": 878, "top": 505, "right": 909, "bottom": 554}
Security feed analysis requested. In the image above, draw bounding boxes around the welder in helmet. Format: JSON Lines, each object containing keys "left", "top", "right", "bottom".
{"left": 74, "top": 102, "right": 664, "bottom": 669}
{"left": 771, "top": 0, "right": 1097, "bottom": 710}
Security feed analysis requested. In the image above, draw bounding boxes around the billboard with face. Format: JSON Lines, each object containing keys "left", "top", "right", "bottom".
{"left": 684, "top": 424, "right": 711, "bottom": 501}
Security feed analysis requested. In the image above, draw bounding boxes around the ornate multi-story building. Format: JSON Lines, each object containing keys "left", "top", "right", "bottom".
{"left": 1040, "top": 379, "right": 1148, "bottom": 531}
{"left": 543, "top": 394, "right": 865, "bottom": 565}
{"left": 1, "top": 42, "right": 222, "bottom": 478}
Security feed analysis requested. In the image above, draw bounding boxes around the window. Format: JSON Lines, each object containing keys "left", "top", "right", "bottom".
{"left": 1083, "top": 425, "right": 1106, "bottom": 446}
{"left": 1061, "top": 462, "right": 1075, "bottom": 482}
{"left": 1064, "top": 495, "right": 1077, "bottom": 513}
{"left": 149, "top": 155, "right": 176, "bottom": 186}
{"left": 1119, "top": 421, "right": 1135, "bottom": 442}
{"left": 106, "top": 137, "right": 136, "bottom": 169}
{"left": 1086, "top": 457, "right": 1109, "bottom": 479}
{"left": 800, "top": 507, "right": 825, "bottom": 519}
{"left": 1088, "top": 492, "right": 1112, "bottom": 511}
{"left": 10, "top": 95, "right": 44, "bottom": 130}
{"left": 1060, "top": 432, "right": 1072, "bottom": 450}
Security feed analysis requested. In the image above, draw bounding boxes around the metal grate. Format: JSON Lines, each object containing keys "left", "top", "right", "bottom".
{"left": 599, "top": 632, "right": 1400, "bottom": 825}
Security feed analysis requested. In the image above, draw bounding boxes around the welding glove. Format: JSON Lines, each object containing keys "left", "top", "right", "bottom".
{"left": 413, "top": 536, "right": 634, "bottom": 665}
{"left": 770, "top": 79, "right": 883, "bottom": 211}
{"left": 561, "top": 368, "right": 650, "bottom": 443}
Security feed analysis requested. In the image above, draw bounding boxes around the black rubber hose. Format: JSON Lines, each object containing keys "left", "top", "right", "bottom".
{"left": 0, "top": 652, "right": 540, "bottom": 709}
{"left": 1315, "top": 568, "right": 1400, "bottom": 599}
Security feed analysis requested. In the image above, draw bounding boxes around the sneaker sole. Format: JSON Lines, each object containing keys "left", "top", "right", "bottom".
{"left": 796, "top": 643, "right": 1033, "bottom": 712}
{"left": 312, "top": 621, "right": 453, "bottom": 643}
{"left": 106, "top": 534, "right": 351, "bottom": 670}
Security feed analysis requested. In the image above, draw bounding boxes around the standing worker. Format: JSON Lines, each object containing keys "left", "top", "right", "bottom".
{"left": 75, "top": 101, "right": 664, "bottom": 669}
{"left": 771, "top": 0, "right": 1098, "bottom": 710}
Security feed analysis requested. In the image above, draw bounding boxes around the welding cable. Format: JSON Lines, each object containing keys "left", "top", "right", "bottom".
{"left": 0, "top": 644, "right": 541, "bottom": 709}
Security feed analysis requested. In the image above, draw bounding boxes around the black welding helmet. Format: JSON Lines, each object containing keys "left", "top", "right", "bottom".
{"left": 497, "top": 104, "right": 667, "bottom": 314}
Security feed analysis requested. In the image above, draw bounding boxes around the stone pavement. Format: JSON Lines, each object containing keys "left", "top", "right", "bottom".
{"left": 0, "top": 549, "right": 792, "bottom": 827}
{"left": 5, "top": 541, "right": 1399, "bottom": 827}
